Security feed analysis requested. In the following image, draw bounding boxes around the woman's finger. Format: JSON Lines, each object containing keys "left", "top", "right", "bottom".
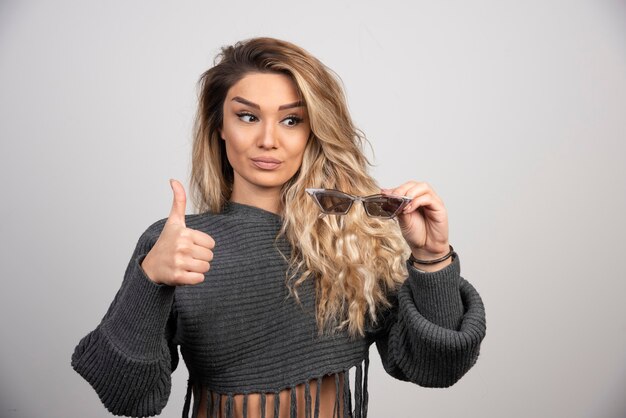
{"left": 402, "top": 193, "right": 435, "bottom": 213}
{"left": 191, "top": 244, "right": 214, "bottom": 263}
{"left": 383, "top": 181, "right": 431, "bottom": 199}
{"left": 190, "top": 229, "right": 216, "bottom": 250}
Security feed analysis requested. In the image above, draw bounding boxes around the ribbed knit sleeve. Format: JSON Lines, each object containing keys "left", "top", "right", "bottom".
{"left": 372, "top": 252, "right": 487, "bottom": 388}
{"left": 71, "top": 223, "right": 179, "bottom": 417}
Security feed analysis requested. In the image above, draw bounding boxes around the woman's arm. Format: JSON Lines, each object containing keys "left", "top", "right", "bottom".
{"left": 374, "top": 181, "right": 487, "bottom": 387}
{"left": 70, "top": 224, "right": 180, "bottom": 417}
{"left": 369, "top": 252, "right": 487, "bottom": 387}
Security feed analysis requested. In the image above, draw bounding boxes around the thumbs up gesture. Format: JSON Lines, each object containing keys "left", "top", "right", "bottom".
{"left": 140, "top": 179, "right": 215, "bottom": 286}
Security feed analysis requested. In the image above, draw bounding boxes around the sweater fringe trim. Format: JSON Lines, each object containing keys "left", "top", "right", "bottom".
{"left": 182, "top": 351, "right": 369, "bottom": 418}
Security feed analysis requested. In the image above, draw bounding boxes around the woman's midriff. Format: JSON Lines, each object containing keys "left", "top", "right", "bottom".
{"left": 193, "top": 373, "right": 347, "bottom": 418}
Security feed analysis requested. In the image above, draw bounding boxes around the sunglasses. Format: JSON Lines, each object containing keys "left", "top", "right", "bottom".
{"left": 305, "top": 188, "right": 412, "bottom": 219}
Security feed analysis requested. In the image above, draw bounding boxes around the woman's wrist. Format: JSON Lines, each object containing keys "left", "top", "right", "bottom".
{"left": 411, "top": 256, "right": 453, "bottom": 272}
{"left": 409, "top": 245, "right": 455, "bottom": 272}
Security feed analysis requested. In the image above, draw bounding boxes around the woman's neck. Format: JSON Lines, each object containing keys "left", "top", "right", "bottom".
{"left": 229, "top": 190, "right": 282, "bottom": 215}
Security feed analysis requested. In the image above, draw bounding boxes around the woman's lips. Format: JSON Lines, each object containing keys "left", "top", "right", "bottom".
{"left": 251, "top": 158, "right": 282, "bottom": 170}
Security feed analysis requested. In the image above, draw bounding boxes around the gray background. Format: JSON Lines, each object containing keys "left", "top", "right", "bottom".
{"left": 1, "top": 0, "right": 625, "bottom": 417}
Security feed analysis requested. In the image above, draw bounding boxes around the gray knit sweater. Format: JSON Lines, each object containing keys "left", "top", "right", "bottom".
{"left": 71, "top": 201, "right": 487, "bottom": 418}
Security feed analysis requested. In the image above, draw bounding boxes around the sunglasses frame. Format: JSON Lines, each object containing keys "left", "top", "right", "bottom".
{"left": 305, "top": 188, "right": 412, "bottom": 219}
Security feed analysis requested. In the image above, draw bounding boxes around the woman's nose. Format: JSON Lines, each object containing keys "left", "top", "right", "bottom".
{"left": 257, "top": 121, "right": 278, "bottom": 149}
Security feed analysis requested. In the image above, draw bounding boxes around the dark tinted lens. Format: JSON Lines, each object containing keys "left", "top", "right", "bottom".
{"left": 315, "top": 192, "right": 353, "bottom": 214}
{"left": 363, "top": 196, "right": 404, "bottom": 217}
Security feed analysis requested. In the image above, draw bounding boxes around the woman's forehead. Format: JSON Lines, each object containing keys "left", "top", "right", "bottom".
{"left": 226, "top": 73, "right": 304, "bottom": 110}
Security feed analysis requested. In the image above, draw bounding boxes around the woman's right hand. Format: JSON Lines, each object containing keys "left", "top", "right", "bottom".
{"left": 140, "top": 179, "right": 215, "bottom": 286}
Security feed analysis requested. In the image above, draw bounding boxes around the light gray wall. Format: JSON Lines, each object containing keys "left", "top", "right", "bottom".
{"left": 1, "top": 1, "right": 625, "bottom": 417}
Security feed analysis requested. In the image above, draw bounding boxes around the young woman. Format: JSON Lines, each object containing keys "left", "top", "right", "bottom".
{"left": 71, "top": 37, "right": 487, "bottom": 418}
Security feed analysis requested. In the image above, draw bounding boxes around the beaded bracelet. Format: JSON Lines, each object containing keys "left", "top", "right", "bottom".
{"left": 408, "top": 244, "right": 455, "bottom": 265}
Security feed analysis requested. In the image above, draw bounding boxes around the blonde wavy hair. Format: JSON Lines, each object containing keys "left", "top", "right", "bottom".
{"left": 189, "top": 36, "right": 411, "bottom": 339}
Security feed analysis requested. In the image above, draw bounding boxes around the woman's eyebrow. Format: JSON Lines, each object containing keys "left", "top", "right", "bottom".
{"left": 231, "top": 96, "right": 304, "bottom": 110}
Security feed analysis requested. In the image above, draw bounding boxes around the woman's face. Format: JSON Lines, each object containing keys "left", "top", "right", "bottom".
{"left": 219, "top": 72, "right": 311, "bottom": 198}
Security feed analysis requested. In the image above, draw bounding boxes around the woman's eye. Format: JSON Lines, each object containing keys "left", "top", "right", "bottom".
{"left": 236, "top": 112, "right": 257, "bottom": 123}
{"left": 236, "top": 112, "right": 302, "bottom": 126}
{"left": 282, "top": 115, "right": 303, "bottom": 127}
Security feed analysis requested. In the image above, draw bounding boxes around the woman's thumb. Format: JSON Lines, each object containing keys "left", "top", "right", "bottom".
{"left": 167, "top": 178, "right": 187, "bottom": 227}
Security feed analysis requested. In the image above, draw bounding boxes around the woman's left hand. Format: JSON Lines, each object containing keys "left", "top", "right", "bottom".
{"left": 381, "top": 181, "right": 450, "bottom": 258}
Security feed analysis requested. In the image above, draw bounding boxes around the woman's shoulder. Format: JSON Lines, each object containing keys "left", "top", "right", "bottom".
{"left": 141, "top": 211, "right": 223, "bottom": 235}
{"left": 140, "top": 202, "right": 283, "bottom": 242}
